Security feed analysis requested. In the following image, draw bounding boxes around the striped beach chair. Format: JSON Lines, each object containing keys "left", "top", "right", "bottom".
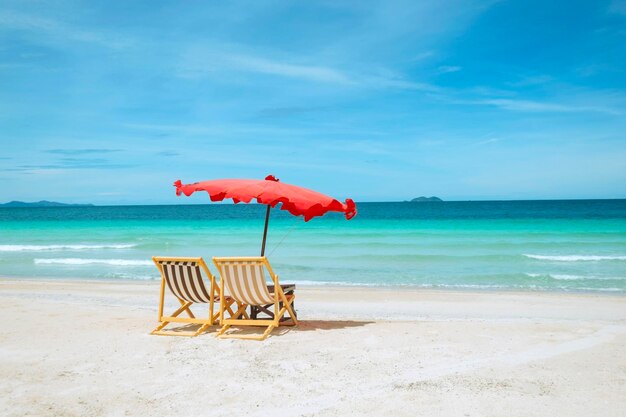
{"left": 213, "top": 257, "right": 297, "bottom": 340}
{"left": 151, "top": 256, "right": 243, "bottom": 337}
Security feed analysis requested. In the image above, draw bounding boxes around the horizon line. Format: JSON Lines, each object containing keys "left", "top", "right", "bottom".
{"left": 2, "top": 197, "right": 626, "bottom": 207}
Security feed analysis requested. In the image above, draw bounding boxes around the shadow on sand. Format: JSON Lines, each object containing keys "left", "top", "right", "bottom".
{"left": 151, "top": 320, "right": 373, "bottom": 338}
{"left": 291, "top": 320, "right": 374, "bottom": 332}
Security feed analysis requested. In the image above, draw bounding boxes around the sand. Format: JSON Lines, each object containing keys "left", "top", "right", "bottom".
{"left": 0, "top": 279, "right": 625, "bottom": 417}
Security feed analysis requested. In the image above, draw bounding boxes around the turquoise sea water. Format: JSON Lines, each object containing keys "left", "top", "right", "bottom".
{"left": 1, "top": 200, "right": 625, "bottom": 293}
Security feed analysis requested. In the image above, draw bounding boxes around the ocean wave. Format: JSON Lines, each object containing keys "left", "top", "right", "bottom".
{"left": 283, "top": 281, "right": 624, "bottom": 292}
{"left": 104, "top": 273, "right": 157, "bottom": 280}
{"left": 523, "top": 254, "right": 626, "bottom": 261}
{"left": 525, "top": 273, "right": 625, "bottom": 281}
{"left": 260, "top": 279, "right": 512, "bottom": 289}
{"left": 288, "top": 279, "right": 382, "bottom": 287}
{"left": 34, "top": 258, "right": 152, "bottom": 266}
{"left": 0, "top": 244, "right": 136, "bottom": 252}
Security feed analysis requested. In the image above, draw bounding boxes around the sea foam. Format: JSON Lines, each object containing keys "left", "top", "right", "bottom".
{"left": 0, "top": 244, "right": 136, "bottom": 252}
{"left": 523, "top": 254, "right": 626, "bottom": 261}
{"left": 525, "top": 273, "right": 625, "bottom": 281}
{"left": 34, "top": 258, "right": 152, "bottom": 266}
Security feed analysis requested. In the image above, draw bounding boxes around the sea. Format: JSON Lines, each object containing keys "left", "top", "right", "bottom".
{"left": 1, "top": 200, "right": 625, "bottom": 293}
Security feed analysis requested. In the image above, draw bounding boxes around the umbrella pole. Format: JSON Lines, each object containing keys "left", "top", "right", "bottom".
{"left": 260, "top": 205, "right": 271, "bottom": 256}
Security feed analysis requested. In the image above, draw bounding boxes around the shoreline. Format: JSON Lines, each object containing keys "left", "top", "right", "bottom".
{"left": 2, "top": 275, "right": 625, "bottom": 297}
{"left": 2, "top": 278, "right": 625, "bottom": 322}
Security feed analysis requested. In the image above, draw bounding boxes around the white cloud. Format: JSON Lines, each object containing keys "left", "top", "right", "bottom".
{"left": 122, "top": 122, "right": 303, "bottom": 138}
{"left": 0, "top": 10, "right": 131, "bottom": 49}
{"left": 178, "top": 47, "right": 437, "bottom": 91}
{"left": 410, "top": 51, "right": 435, "bottom": 61}
{"left": 508, "top": 75, "right": 553, "bottom": 87}
{"left": 360, "top": 74, "right": 440, "bottom": 91}
{"left": 475, "top": 137, "right": 500, "bottom": 146}
{"left": 227, "top": 54, "right": 354, "bottom": 84}
{"left": 438, "top": 65, "right": 462, "bottom": 74}
{"left": 470, "top": 98, "right": 623, "bottom": 115}
{"left": 609, "top": 0, "right": 626, "bottom": 15}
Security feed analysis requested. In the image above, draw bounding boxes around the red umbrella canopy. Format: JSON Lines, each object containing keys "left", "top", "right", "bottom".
{"left": 174, "top": 175, "right": 357, "bottom": 221}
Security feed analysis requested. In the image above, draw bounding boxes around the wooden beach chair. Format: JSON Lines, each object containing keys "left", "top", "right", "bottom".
{"left": 151, "top": 256, "right": 244, "bottom": 337}
{"left": 212, "top": 257, "right": 298, "bottom": 341}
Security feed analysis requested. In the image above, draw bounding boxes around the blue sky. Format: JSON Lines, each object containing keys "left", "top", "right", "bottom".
{"left": 1, "top": 0, "right": 625, "bottom": 204}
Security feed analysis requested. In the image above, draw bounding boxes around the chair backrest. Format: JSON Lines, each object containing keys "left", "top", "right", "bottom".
{"left": 153, "top": 257, "right": 214, "bottom": 303}
{"left": 212, "top": 257, "right": 275, "bottom": 306}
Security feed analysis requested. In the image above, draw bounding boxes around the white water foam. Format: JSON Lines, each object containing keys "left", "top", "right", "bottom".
{"left": 0, "top": 244, "right": 136, "bottom": 252}
{"left": 34, "top": 258, "right": 152, "bottom": 266}
{"left": 288, "top": 280, "right": 381, "bottom": 287}
{"left": 524, "top": 254, "right": 626, "bottom": 261}
{"left": 105, "top": 273, "right": 156, "bottom": 280}
{"left": 525, "top": 273, "right": 625, "bottom": 281}
{"left": 551, "top": 274, "right": 624, "bottom": 281}
{"left": 281, "top": 281, "right": 530, "bottom": 290}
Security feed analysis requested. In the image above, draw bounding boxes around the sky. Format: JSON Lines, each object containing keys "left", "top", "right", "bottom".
{"left": 0, "top": 0, "right": 625, "bottom": 204}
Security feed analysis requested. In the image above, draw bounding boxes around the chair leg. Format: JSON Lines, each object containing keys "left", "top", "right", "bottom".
{"left": 216, "top": 324, "right": 231, "bottom": 337}
{"left": 231, "top": 302, "right": 248, "bottom": 319}
{"left": 179, "top": 299, "right": 195, "bottom": 318}
{"left": 279, "top": 296, "right": 298, "bottom": 326}
{"left": 214, "top": 297, "right": 294, "bottom": 340}
{"left": 240, "top": 305, "right": 250, "bottom": 320}
{"left": 150, "top": 301, "right": 193, "bottom": 335}
{"left": 151, "top": 300, "right": 218, "bottom": 337}
{"left": 212, "top": 299, "right": 235, "bottom": 324}
{"left": 218, "top": 325, "right": 275, "bottom": 341}
{"left": 250, "top": 297, "right": 297, "bottom": 323}
{"left": 225, "top": 302, "right": 236, "bottom": 317}
{"left": 260, "top": 325, "right": 275, "bottom": 340}
{"left": 151, "top": 320, "right": 170, "bottom": 334}
{"left": 192, "top": 323, "right": 211, "bottom": 337}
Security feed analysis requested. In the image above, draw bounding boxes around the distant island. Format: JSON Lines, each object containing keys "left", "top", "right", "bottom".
{"left": 409, "top": 196, "right": 443, "bottom": 202}
{"left": 0, "top": 200, "right": 94, "bottom": 207}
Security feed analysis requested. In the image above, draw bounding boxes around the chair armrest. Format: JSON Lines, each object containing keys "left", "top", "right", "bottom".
{"left": 267, "top": 284, "right": 296, "bottom": 294}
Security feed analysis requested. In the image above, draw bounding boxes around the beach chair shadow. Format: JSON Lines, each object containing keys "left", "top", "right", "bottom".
{"left": 149, "top": 320, "right": 373, "bottom": 338}
{"left": 291, "top": 320, "right": 375, "bottom": 332}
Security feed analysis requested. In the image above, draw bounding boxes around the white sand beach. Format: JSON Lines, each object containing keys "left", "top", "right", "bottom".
{"left": 1, "top": 279, "right": 625, "bottom": 417}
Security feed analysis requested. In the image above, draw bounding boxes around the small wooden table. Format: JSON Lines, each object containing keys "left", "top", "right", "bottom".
{"left": 249, "top": 284, "right": 296, "bottom": 321}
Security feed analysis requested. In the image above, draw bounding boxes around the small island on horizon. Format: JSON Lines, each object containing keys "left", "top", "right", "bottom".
{"left": 0, "top": 200, "right": 95, "bottom": 208}
{"left": 407, "top": 196, "right": 443, "bottom": 202}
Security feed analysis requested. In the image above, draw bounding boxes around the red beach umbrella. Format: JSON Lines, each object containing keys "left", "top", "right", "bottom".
{"left": 174, "top": 175, "right": 357, "bottom": 255}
